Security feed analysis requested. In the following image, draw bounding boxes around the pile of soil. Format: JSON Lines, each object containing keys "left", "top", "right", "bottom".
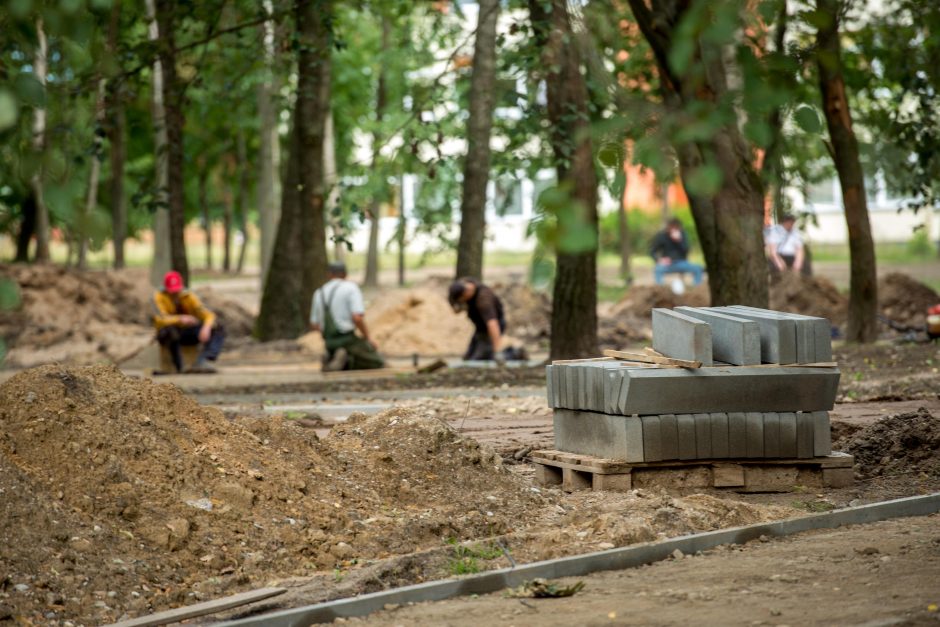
{"left": 598, "top": 285, "right": 710, "bottom": 348}
{"left": 878, "top": 273, "right": 940, "bottom": 329}
{"left": 493, "top": 282, "right": 552, "bottom": 343}
{"left": 366, "top": 287, "right": 473, "bottom": 356}
{"left": 0, "top": 364, "right": 541, "bottom": 624}
{"left": 769, "top": 273, "right": 848, "bottom": 324}
{"left": 0, "top": 264, "right": 256, "bottom": 368}
{"left": 838, "top": 408, "right": 940, "bottom": 478}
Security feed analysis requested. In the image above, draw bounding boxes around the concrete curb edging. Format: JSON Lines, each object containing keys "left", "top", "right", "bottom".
{"left": 220, "top": 493, "right": 940, "bottom": 627}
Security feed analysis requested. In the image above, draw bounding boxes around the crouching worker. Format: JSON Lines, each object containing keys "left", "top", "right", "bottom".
{"left": 310, "top": 262, "right": 384, "bottom": 371}
{"left": 448, "top": 277, "right": 528, "bottom": 362}
{"left": 153, "top": 270, "right": 225, "bottom": 373}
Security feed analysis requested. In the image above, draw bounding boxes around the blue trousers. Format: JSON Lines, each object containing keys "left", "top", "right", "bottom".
{"left": 654, "top": 260, "right": 704, "bottom": 285}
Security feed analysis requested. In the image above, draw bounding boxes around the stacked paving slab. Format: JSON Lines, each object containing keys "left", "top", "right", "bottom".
{"left": 546, "top": 306, "right": 838, "bottom": 463}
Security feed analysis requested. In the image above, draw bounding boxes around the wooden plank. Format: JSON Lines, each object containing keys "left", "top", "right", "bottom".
{"left": 107, "top": 588, "right": 287, "bottom": 627}
{"left": 602, "top": 349, "right": 702, "bottom": 369}
{"left": 551, "top": 356, "right": 614, "bottom": 365}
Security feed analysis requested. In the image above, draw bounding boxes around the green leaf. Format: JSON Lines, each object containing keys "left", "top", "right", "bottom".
{"left": 13, "top": 74, "right": 45, "bottom": 108}
{"left": 0, "top": 280, "right": 21, "bottom": 310}
{"left": 685, "top": 164, "right": 723, "bottom": 196}
{"left": 744, "top": 119, "right": 773, "bottom": 148}
{"left": 0, "top": 90, "right": 18, "bottom": 133}
{"left": 793, "top": 105, "right": 822, "bottom": 134}
{"left": 9, "top": 0, "right": 31, "bottom": 19}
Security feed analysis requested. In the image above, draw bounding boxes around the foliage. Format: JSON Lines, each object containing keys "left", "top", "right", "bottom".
{"left": 445, "top": 538, "right": 503, "bottom": 576}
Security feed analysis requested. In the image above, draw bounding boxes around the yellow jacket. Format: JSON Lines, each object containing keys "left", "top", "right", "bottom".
{"left": 152, "top": 290, "right": 216, "bottom": 330}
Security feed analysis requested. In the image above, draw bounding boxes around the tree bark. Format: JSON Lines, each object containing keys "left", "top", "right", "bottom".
{"left": 816, "top": 0, "right": 878, "bottom": 342}
{"left": 156, "top": 0, "right": 190, "bottom": 284}
{"left": 364, "top": 16, "right": 391, "bottom": 289}
{"left": 256, "top": 0, "right": 331, "bottom": 340}
{"left": 626, "top": 0, "right": 769, "bottom": 307}
{"left": 145, "top": 0, "right": 172, "bottom": 286}
{"left": 198, "top": 167, "right": 211, "bottom": 269}
{"left": 257, "top": 0, "right": 281, "bottom": 286}
{"left": 618, "top": 194, "right": 632, "bottom": 283}
{"left": 16, "top": 194, "right": 36, "bottom": 262}
{"left": 455, "top": 0, "right": 500, "bottom": 280}
{"left": 223, "top": 169, "right": 233, "bottom": 273}
{"left": 236, "top": 130, "right": 249, "bottom": 274}
{"left": 78, "top": 78, "right": 107, "bottom": 270}
{"left": 31, "top": 18, "right": 50, "bottom": 263}
{"left": 530, "top": 0, "right": 599, "bottom": 360}
{"left": 107, "top": 2, "right": 127, "bottom": 269}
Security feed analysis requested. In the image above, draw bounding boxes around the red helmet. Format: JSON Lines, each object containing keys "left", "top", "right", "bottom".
{"left": 163, "top": 270, "right": 184, "bottom": 294}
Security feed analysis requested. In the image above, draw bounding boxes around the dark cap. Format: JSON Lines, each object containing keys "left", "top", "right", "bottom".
{"left": 780, "top": 213, "right": 796, "bottom": 222}
{"left": 448, "top": 280, "right": 467, "bottom": 306}
{"left": 328, "top": 261, "right": 347, "bottom": 275}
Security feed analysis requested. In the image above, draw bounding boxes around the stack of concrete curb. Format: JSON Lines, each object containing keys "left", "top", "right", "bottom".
{"left": 546, "top": 306, "right": 838, "bottom": 463}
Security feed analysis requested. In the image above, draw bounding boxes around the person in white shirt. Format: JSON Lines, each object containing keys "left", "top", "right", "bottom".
{"left": 309, "top": 262, "right": 384, "bottom": 371}
{"left": 766, "top": 214, "right": 810, "bottom": 276}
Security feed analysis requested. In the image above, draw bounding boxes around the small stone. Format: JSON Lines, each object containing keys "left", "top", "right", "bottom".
{"left": 598, "top": 542, "right": 615, "bottom": 550}
{"left": 672, "top": 549, "right": 684, "bottom": 560}
{"left": 856, "top": 546, "right": 879, "bottom": 555}
{"left": 13, "top": 583, "right": 30, "bottom": 593}
{"left": 770, "top": 609, "right": 782, "bottom": 616}
{"left": 759, "top": 534, "right": 770, "bottom": 542}
{"left": 24, "top": 392, "right": 37, "bottom": 404}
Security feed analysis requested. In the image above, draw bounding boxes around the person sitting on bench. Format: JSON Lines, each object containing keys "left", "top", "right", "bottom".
{"left": 649, "top": 218, "right": 704, "bottom": 286}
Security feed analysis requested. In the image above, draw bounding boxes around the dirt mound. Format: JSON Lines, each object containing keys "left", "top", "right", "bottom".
{"left": 769, "top": 272, "right": 847, "bottom": 324}
{"left": 838, "top": 408, "right": 940, "bottom": 478}
{"left": 366, "top": 287, "right": 473, "bottom": 356}
{"left": 0, "top": 364, "right": 541, "bottom": 623}
{"left": 608, "top": 284, "right": 710, "bottom": 319}
{"left": 878, "top": 273, "right": 939, "bottom": 329}
{"left": 493, "top": 282, "right": 552, "bottom": 343}
{"left": 0, "top": 264, "right": 256, "bottom": 368}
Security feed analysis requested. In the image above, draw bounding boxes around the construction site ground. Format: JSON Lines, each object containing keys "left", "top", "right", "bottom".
{"left": 1, "top": 266, "right": 940, "bottom": 625}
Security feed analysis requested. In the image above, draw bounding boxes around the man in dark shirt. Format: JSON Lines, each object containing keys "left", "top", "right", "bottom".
{"left": 649, "top": 218, "right": 704, "bottom": 286}
{"left": 448, "top": 278, "right": 507, "bottom": 361}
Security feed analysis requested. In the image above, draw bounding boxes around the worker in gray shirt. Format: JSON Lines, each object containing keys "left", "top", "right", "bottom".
{"left": 309, "top": 261, "right": 384, "bottom": 371}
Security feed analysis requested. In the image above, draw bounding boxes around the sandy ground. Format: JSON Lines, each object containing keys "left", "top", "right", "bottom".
{"left": 355, "top": 513, "right": 940, "bottom": 627}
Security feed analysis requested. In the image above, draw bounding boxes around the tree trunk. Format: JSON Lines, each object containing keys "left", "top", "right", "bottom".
{"left": 107, "top": 2, "right": 127, "bottom": 269}
{"left": 364, "top": 16, "right": 391, "bottom": 288}
{"left": 223, "top": 184, "right": 233, "bottom": 273}
{"left": 816, "top": 0, "right": 878, "bottom": 342}
{"left": 145, "top": 0, "right": 171, "bottom": 287}
{"left": 256, "top": 0, "right": 331, "bottom": 340}
{"left": 257, "top": 0, "right": 281, "bottom": 286}
{"left": 236, "top": 130, "right": 249, "bottom": 274}
{"left": 627, "top": 0, "right": 769, "bottom": 307}
{"left": 16, "top": 194, "right": 36, "bottom": 262}
{"left": 397, "top": 203, "right": 405, "bottom": 287}
{"left": 455, "top": 0, "right": 500, "bottom": 280}
{"left": 198, "top": 167, "right": 211, "bottom": 269}
{"left": 78, "top": 78, "right": 107, "bottom": 270}
{"left": 530, "top": 0, "right": 599, "bottom": 360}
{"left": 31, "top": 18, "right": 50, "bottom": 263}
{"left": 156, "top": 0, "right": 190, "bottom": 284}
{"left": 324, "top": 110, "right": 344, "bottom": 263}
{"left": 618, "top": 195, "right": 632, "bottom": 283}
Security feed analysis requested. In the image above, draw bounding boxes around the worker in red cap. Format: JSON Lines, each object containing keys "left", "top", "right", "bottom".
{"left": 152, "top": 270, "right": 225, "bottom": 373}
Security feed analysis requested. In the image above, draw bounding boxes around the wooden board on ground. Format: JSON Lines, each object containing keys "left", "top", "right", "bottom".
{"left": 531, "top": 449, "right": 854, "bottom": 493}
{"left": 106, "top": 587, "right": 286, "bottom": 627}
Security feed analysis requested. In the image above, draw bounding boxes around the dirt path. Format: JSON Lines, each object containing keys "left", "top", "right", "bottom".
{"left": 356, "top": 513, "right": 940, "bottom": 627}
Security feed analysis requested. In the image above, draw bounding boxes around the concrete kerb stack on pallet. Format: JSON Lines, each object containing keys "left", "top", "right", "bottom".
{"left": 535, "top": 306, "right": 850, "bottom": 493}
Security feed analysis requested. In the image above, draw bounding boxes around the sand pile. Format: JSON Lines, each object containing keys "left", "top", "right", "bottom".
{"left": 839, "top": 407, "right": 940, "bottom": 478}
{"left": 493, "top": 282, "right": 552, "bottom": 343}
{"left": 0, "top": 364, "right": 541, "bottom": 623}
{"left": 878, "top": 273, "right": 939, "bottom": 329}
{"left": 0, "top": 264, "right": 256, "bottom": 368}
{"left": 769, "top": 272, "right": 847, "bottom": 324}
{"left": 366, "top": 287, "right": 473, "bottom": 356}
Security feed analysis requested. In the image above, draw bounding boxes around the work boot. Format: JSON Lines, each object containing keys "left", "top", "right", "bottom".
{"left": 187, "top": 354, "right": 218, "bottom": 374}
{"left": 324, "top": 348, "right": 348, "bottom": 372}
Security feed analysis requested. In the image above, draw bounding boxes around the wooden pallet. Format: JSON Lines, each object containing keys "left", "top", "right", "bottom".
{"left": 530, "top": 449, "right": 854, "bottom": 493}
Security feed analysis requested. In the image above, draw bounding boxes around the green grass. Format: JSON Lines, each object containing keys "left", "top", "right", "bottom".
{"left": 445, "top": 539, "right": 503, "bottom": 576}
{"left": 811, "top": 242, "right": 938, "bottom": 264}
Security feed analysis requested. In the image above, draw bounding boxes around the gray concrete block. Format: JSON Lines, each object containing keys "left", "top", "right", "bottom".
{"left": 675, "top": 307, "right": 761, "bottom": 366}
{"left": 564, "top": 365, "right": 576, "bottom": 409}
{"left": 546, "top": 365, "right": 555, "bottom": 408}
{"left": 812, "top": 411, "right": 832, "bottom": 456}
{"left": 677, "top": 414, "right": 697, "bottom": 460}
{"left": 641, "top": 415, "right": 663, "bottom": 462}
{"left": 694, "top": 413, "right": 713, "bottom": 458}
{"left": 659, "top": 414, "right": 679, "bottom": 461}
{"left": 652, "top": 308, "right": 713, "bottom": 365}
{"left": 745, "top": 412, "right": 764, "bottom": 458}
{"left": 731, "top": 306, "right": 832, "bottom": 362}
{"left": 710, "top": 413, "right": 730, "bottom": 458}
{"left": 553, "top": 408, "right": 644, "bottom": 462}
{"left": 728, "top": 412, "right": 747, "bottom": 458}
{"left": 763, "top": 412, "right": 781, "bottom": 458}
{"left": 716, "top": 307, "right": 797, "bottom": 364}
{"left": 797, "top": 411, "right": 814, "bottom": 459}
{"left": 778, "top": 412, "right": 798, "bottom": 458}
{"left": 595, "top": 365, "right": 840, "bottom": 415}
